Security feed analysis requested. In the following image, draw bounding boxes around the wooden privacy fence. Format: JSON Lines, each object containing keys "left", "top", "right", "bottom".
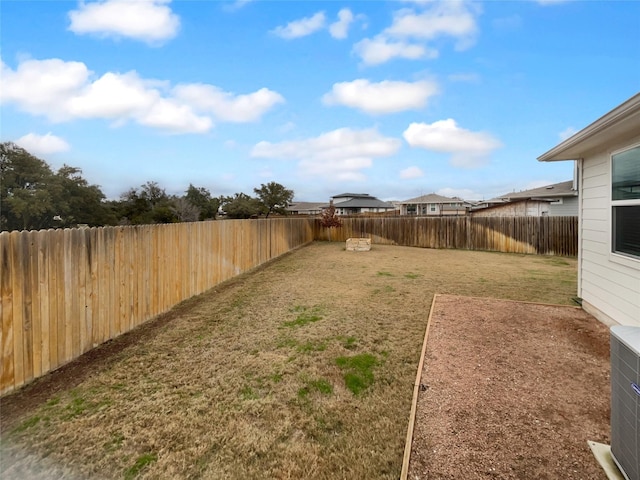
{"left": 1, "top": 215, "right": 576, "bottom": 395}
{"left": 314, "top": 216, "right": 578, "bottom": 256}
{"left": 0, "top": 218, "right": 314, "bottom": 395}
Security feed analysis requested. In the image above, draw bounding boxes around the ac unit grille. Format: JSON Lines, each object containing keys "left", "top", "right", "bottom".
{"left": 611, "top": 326, "right": 640, "bottom": 480}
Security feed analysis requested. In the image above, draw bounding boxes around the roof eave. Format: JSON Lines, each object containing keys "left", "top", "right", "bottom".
{"left": 537, "top": 92, "right": 640, "bottom": 162}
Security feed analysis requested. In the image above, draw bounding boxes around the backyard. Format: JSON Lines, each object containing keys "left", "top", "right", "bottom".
{"left": 0, "top": 242, "right": 607, "bottom": 479}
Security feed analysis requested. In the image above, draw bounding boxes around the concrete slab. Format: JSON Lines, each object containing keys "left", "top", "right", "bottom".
{"left": 588, "top": 441, "right": 626, "bottom": 480}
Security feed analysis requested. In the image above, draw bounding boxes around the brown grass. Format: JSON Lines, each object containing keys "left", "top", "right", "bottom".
{"left": 1, "top": 243, "right": 578, "bottom": 479}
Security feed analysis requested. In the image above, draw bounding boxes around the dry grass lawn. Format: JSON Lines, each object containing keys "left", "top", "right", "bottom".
{"left": 1, "top": 242, "right": 580, "bottom": 479}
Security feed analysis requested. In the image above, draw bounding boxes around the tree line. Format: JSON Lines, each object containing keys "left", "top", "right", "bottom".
{"left": 1, "top": 142, "right": 294, "bottom": 232}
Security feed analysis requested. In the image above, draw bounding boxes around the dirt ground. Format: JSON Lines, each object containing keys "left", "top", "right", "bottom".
{"left": 407, "top": 295, "right": 610, "bottom": 480}
{"left": 0, "top": 242, "right": 609, "bottom": 479}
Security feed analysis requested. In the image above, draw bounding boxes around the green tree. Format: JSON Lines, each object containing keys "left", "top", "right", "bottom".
{"left": 114, "top": 182, "right": 177, "bottom": 225}
{"left": 1, "top": 142, "right": 56, "bottom": 231}
{"left": 140, "top": 181, "right": 167, "bottom": 209}
{"left": 0, "top": 142, "right": 116, "bottom": 231}
{"left": 253, "top": 181, "right": 294, "bottom": 218}
{"left": 115, "top": 188, "right": 152, "bottom": 225}
{"left": 185, "top": 184, "right": 221, "bottom": 220}
{"left": 50, "top": 165, "right": 116, "bottom": 227}
{"left": 221, "top": 193, "right": 262, "bottom": 219}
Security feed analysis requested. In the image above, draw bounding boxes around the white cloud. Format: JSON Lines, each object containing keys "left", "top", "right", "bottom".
{"left": 437, "top": 187, "right": 475, "bottom": 199}
{"left": 271, "top": 11, "right": 326, "bottom": 39}
{"left": 400, "top": 166, "right": 424, "bottom": 179}
{"left": 492, "top": 14, "right": 522, "bottom": 31}
{"left": 15, "top": 133, "right": 71, "bottom": 155}
{"left": 353, "top": 36, "right": 432, "bottom": 65}
{"left": 354, "top": 1, "right": 480, "bottom": 65}
{"left": 224, "top": 0, "right": 254, "bottom": 11}
{"left": 0, "top": 58, "right": 91, "bottom": 121}
{"left": 67, "top": 71, "right": 158, "bottom": 119}
{"left": 385, "top": 3, "right": 478, "bottom": 46}
{"left": 403, "top": 119, "right": 502, "bottom": 168}
{"left": 448, "top": 72, "right": 480, "bottom": 83}
{"left": 559, "top": 126, "right": 578, "bottom": 141}
{"left": 329, "top": 8, "right": 354, "bottom": 39}
{"left": 1, "top": 57, "right": 210, "bottom": 133}
{"left": 279, "top": 121, "right": 296, "bottom": 133}
{"left": 251, "top": 127, "right": 401, "bottom": 181}
{"left": 173, "top": 84, "right": 284, "bottom": 122}
{"left": 323, "top": 79, "right": 439, "bottom": 114}
{"left": 0, "top": 57, "right": 281, "bottom": 134}
{"left": 68, "top": 0, "right": 180, "bottom": 44}
{"left": 137, "top": 97, "right": 212, "bottom": 133}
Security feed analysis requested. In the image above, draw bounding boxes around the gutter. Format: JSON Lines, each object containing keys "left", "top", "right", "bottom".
{"left": 538, "top": 92, "right": 640, "bottom": 162}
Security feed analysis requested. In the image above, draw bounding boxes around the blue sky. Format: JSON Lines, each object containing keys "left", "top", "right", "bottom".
{"left": 2, "top": 0, "right": 639, "bottom": 202}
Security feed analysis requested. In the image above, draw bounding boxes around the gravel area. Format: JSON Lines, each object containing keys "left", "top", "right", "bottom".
{"left": 407, "top": 294, "right": 611, "bottom": 480}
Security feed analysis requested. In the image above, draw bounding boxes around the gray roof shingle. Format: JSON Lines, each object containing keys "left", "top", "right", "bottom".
{"left": 499, "top": 180, "right": 576, "bottom": 200}
{"left": 399, "top": 193, "right": 462, "bottom": 204}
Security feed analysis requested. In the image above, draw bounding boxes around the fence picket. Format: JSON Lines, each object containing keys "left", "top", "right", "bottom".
{"left": 10, "top": 231, "right": 25, "bottom": 389}
{"left": 1, "top": 232, "right": 14, "bottom": 394}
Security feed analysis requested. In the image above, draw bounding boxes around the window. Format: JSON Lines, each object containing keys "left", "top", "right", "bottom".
{"left": 612, "top": 145, "right": 640, "bottom": 259}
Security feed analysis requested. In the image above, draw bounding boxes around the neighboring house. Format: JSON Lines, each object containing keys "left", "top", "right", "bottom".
{"left": 397, "top": 193, "right": 468, "bottom": 216}
{"left": 471, "top": 198, "right": 552, "bottom": 217}
{"left": 473, "top": 180, "right": 578, "bottom": 217}
{"left": 472, "top": 198, "right": 509, "bottom": 210}
{"left": 286, "top": 202, "right": 325, "bottom": 215}
{"left": 502, "top": 180, "right": 578, "bottom": 216}
{"left": 329, "top": 193, "right": 396, "bottom": 215}
{"left": 538, "top": 92, "right": 640, "bottom": 327}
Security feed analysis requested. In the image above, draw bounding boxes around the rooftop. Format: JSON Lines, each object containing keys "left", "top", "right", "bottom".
{"left": 331, "top": 193, "right": 372, "bottom": 199}
{"left": 399, "top": 193, "right": 463, "bottom": 204}
{"left": 331, "top": 197, "right": 395, "bottom": 209}
{"left": 498, "top": 180, "right": 577, "bottom": 200}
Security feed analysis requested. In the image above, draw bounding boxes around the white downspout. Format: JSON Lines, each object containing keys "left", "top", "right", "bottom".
{"left": 577, "top": 158, "right": 583, "bottom": 299}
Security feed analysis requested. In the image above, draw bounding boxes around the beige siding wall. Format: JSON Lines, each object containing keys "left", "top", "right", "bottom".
{"left": 548, "top": 196, "right": 579, "bottom": 216}
{"left": 579, "top": 133, "right": 640, "bottom": 327}
{"left": 472, "top": 201, "right": 548, "bottom": 217}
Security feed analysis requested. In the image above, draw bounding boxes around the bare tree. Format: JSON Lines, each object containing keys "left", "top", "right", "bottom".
{"left": 172, "top": 197, "right": 200, "bottom": 222}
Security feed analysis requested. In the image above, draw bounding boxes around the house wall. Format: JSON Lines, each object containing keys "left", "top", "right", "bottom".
{"left": 361, "top": 208, "right": 390, "bottom": 213}
{"left": 548, "top": 196, "right": 579, "bottom": 216}
{"left": 472, "top": 201, "right": 549, "bottom": 217}
{"left": 336, "top": 207, "right": 394, "bottom": 215}
{"left": 425, "top": 204, "right": 441, "bottom": 215}
{"left": 441, "top": 208, "right": 467, "bottom": 216}
{"left": 579, "top": 133, "right": 640, "bottom": 327}
{"left": 400, "top": 203, "right": 465, "bottom": 216}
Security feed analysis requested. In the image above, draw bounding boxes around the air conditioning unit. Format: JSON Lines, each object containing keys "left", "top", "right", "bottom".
{"left": 610, "top": 325, "right": 640, "bottom": 480}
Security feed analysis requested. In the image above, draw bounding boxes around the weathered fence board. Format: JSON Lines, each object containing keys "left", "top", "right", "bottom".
{"left": 0, "top": 219, "right": 314, "bottom": 395}
{"left": 315, "top": 216, "right": 577, "bottom": 257}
